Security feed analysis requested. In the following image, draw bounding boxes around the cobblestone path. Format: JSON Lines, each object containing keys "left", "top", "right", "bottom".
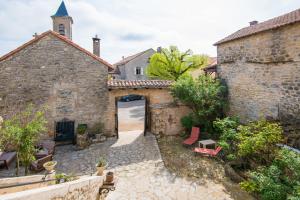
{"left": 106, "top": 130, "right": 234, "bottom": 200}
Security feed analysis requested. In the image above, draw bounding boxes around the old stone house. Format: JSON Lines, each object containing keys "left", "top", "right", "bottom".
{"left": 0, "top": 1, "right": 113, "bottom": 141}
{"left": 214, "top": 8, "right": 300, "bottom": 145}
{"left": 111, "top": 48, "right": 155, "bottom": 80}
{"left": 0, "top": 1, "right": 190, "bottom": 142}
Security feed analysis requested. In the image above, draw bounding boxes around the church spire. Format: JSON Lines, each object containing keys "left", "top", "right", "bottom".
{"left": 53, "top": 1, "right": 69, "bottom": 17}
{"left": 51, "top": 1, "right": 73, "bottom": 40}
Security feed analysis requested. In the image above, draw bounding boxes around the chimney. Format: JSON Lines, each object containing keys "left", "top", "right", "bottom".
{"left": 92, "top": 35, "right": 100, "bottom": 57}
{"left": 122, "top": 56, "right": 125, "bottom": 60}
{"left": 157, "top": 46, "right": 162, "bottom": 53}
{"left": 32, "top": 33, "right": 39, "bottom": 38}
{"left": 249, "top": 20, "right": 258, "bottom": 26}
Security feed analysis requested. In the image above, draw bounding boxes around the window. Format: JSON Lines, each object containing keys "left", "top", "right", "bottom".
{"left": 58, "top": 24, "right": 65, "bottom": 35}
{"left": 135, "top": 67, "right": 142, "bottom": 75}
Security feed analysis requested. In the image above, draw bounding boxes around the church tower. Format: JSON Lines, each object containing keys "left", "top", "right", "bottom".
{"left": 51, "top": 1, "right": 73, "bottom": 40}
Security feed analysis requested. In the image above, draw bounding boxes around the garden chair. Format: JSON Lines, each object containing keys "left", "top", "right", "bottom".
{"left": 183, "top": 127, "right": 200, "bottom": 146}
{"left": 30, "top": 154, "right": 53, "bottom": 172}
{"left": 40, "top": 140, "right": 55, "bottom": 155}
{"left": 0, "top": 151, "right": 17, "bottom": 169}
{"left": 194, "top": 146, "right": 222, "bottom": 157}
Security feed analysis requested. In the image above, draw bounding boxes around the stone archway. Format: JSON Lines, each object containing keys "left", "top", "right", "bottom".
{"left": 105, "top": 80, "right": 191, "bottom": 137}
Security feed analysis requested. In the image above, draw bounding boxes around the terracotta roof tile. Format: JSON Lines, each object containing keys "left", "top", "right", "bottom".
{"left": 0, "top": 30, "right": 113, "bottom": 70}
{"left": 215, "top": 8, "right": 300, "bottom": 45}
{"left": 107, "top": 80, "right": 173, "bottom": 89}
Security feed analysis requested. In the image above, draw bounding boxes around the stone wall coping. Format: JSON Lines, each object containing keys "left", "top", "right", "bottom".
{"left": 0, "top": 175, "right": 103, "bottom": 200}
{"left": 0, "top": 175, "right": 46, "bottom": 187}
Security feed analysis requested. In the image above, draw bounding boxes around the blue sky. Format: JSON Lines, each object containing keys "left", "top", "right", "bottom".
{"left": 0, "top": 0, "right": 299, "bottom": 63}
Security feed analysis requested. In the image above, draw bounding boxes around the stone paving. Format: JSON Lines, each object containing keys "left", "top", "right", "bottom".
{"left": 106, "top": 130, "right": 234, "bottom": 200}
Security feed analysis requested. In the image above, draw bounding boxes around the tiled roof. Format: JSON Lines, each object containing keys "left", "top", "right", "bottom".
{"left": 0, "top": 30, "right": 114, "bottom": 71}
{"left": 215, "top": 8, "right": 300, "bottom": 45}
{"left": 208, "top": 57, "right": 217, "bottom": 66}
{"left": 107, "top": 80, "right": 173, "bottom": 89}
{"left": 114, "top": 48, "right": 153, "bottom": 66}
{"left": 52, "top": 1, "right": 69, "bottom": 17}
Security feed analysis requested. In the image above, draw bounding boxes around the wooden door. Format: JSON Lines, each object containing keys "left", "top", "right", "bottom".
{"left": 115, "top": 97, "right": 119, "bottom": 139}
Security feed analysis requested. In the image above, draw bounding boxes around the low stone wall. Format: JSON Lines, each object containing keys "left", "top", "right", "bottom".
{"left": 0, "top": 176, "right": 103, "bottom": 200}
{"left": 0, "top": 175, "right": 54, "bottom": 195}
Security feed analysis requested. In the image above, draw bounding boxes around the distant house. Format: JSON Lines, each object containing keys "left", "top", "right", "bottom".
{"left": 111, "top": 48, "right": 156, "bottom": 80}
{"left": 190, "top": 57, "right": 217, "bottom": 78}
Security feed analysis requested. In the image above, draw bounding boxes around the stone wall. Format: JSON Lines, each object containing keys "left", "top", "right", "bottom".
{"left": 0, "top": 34, "right": 109, "bottom": 138}
{"left": 0, "top": 176, "right": 103, "bottom": 200}
{"left": 106, "top": 88, "right": 191, "bottom": 136}
{"left": 217, "top": 22, "right": 300, "bottom": 146}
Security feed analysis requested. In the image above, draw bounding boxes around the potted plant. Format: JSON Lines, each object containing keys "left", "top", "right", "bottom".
{"left": 55, "top": 173, "right": 74, "bottom": 184}
{"left": 96, "top": 157, "right": 107, "bottom": 176}
{"left": 43, "top": 161, "right": 57, "bottom": 173}
{"left": 77, "top": 124, "right": 87, "bottom": 135}
{"left": 105, "top": 171, "right": 114, "bottom": 183}
{"left": 76, "top": 124, "right": 89, "bottom": 149}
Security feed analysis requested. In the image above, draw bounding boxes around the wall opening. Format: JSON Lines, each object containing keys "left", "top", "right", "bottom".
{"left": 116, "top": 94, "right": 146, "bottom": 137}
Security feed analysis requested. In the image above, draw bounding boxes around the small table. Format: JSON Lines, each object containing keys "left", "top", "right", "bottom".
{"left": 198, "top": 139, "right": 216, "bottom": 149}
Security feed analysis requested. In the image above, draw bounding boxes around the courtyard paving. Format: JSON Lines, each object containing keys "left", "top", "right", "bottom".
{"left": 106, "top": 130, "right": 234, "bottom": 200}
{"left": 0, "top": 100, "right": 237, "bottom": 199}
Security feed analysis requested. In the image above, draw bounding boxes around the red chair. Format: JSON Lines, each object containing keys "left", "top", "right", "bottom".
{"left": 183, "top": 127, "right": 200, "bottom": 146}
{"left": 194, "top": 146, "right": 222, "bottom": 157}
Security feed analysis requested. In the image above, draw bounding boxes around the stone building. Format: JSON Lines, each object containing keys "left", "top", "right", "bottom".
{"left": 214, "top": 8, "right": 300, "bottom": 145}
{"left": 0, "top": 1, "right": 191, "bottom": 141}
{"left": 111, "top": 48, "right": 155, "bottom": 80}
{"left": 0, "top": 2, "right": 113, "bottom": 141}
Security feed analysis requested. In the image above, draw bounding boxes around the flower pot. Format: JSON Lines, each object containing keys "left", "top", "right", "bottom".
{"left": 105, "top": 172, "right": 114, "bottom": 183}
{"left": 43, "top": 161, "right": 57, "bottom": 173}
{"left": 96, "top": 164, "right": 107, "bottom": 176}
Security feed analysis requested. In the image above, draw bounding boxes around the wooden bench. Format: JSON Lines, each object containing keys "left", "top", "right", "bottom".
{"left": 30, "top": 155, "right": 53, "bottom": 172}
{"left": 0, "top": 152, "right": 17, "bottom": 169}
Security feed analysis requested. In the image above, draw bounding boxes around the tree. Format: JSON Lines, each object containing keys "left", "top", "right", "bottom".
{"left": 146, "top": 46, "right": 208, "bottom": 81}
{"left": 171, "top": 75, "right": 227, "bottom": 132}
{"left": 0, "top": 104, "right": 47, "bottom": 175}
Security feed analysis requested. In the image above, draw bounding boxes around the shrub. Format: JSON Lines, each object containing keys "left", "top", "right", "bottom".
{"left": 237, "top": 119, "right": 283, "bottom": 164}
{"left": 241, "top": 148, "right": 300, "bottom": 200}
{"left": 213, "top": 117, "right": 239, "bottom": 158}
{"left": 171, "top": 75, "right": 227, "bottom": 132}
{"left": 180, "top": 115, "right": 195, "bottom": 131}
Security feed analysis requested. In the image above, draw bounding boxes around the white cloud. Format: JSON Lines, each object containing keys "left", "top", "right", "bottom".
{"left": 0, "top": 0, "right": 299, "bottom": 63}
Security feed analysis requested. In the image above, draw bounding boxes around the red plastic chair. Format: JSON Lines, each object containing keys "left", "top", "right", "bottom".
{"left": 194, "top": 146, "right": 222, "bottom": 157}
{"left": 183, "top": 127, "right": 200, "bottom": 145}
